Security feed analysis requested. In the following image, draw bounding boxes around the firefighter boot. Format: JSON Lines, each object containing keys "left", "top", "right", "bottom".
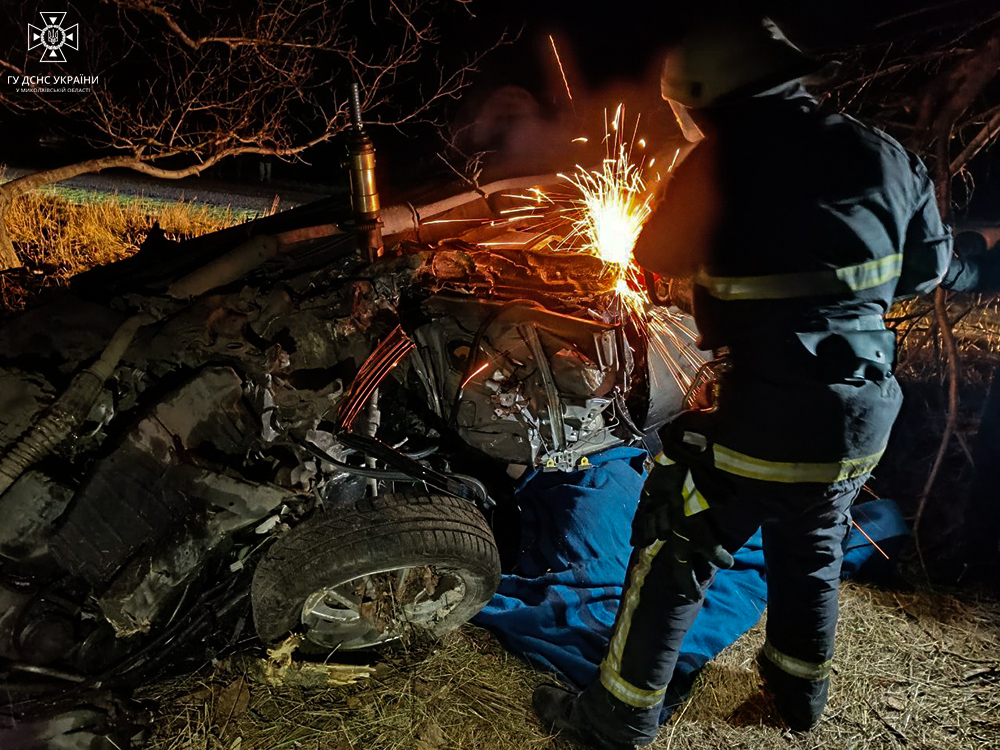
{"left": 532, "top": 685, "right": 638, "bottom": 750}
{"left": 757, "top": 651, "right": 829, "bottom": 731}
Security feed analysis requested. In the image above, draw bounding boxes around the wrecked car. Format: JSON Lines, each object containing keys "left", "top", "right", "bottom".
{"left": 0, "top": 160, "right": 704, "bottom": 740}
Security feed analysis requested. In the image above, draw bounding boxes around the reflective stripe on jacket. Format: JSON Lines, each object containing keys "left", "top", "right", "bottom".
{"left": 635, "top": 83, "right": 952, "bottom": 354}
{"left": 633, "top": 83, "right": 949, "bottom": 467}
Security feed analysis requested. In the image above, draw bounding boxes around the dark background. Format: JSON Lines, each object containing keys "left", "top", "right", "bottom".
{"left": 1, "top": 0, "right": 999, "bottom": 216}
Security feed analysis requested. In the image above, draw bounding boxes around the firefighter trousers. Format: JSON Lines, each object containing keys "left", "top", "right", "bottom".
{"left": 575, "top": 469, "right": 865, "bottom": 744}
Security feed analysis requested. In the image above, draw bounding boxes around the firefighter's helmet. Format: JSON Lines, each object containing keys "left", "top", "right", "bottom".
{"left": 660, "top": 17, "right": 820, "bottom": 109}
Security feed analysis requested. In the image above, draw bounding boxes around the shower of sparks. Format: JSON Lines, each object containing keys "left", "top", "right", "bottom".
{"left": 554, "top": 105, "right": 656, "bottom": 319}
{"left": 549, "top": 35, "right": 574, "bottom": 102}
{"left": 498, "top": 106, "right": 662, "bottom": 317}
{"left": 648, "top": 307, "right": 703, "bottom": 391}
{"left": 562, "top": 156, "right": 652, "bottom": 266}
{"left": 495, "top": 106, "right": 700, "bottom": 391}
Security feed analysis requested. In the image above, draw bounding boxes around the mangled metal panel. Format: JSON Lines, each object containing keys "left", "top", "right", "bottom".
{"left": 45, "top": 366, "right": 295, "bottom": 635}
{"left": 413, "top": 296, "right": 626, "bottom": 469}
{"left": 0, "top": 471, "right": 75, "bottom": 565}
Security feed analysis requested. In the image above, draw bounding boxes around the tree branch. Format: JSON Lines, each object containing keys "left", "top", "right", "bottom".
{"left": 0, "top": 0, "right": 500, "bottom": 268}
{"left": 950, "top": 106, "right": 1000, "bottom": 174}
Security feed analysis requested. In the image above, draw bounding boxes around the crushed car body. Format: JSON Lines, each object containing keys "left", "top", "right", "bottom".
{"left": 0, "top": 164, "right": 705, "bottom": 745}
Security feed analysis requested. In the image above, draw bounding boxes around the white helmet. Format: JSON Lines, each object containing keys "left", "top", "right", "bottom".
{"left": 660, "top": 17, "right": 820, "bottom": 109}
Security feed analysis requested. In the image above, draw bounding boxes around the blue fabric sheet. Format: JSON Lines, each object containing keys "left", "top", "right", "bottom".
{"left": 473, "top": 447, "right": 909, "bottom": 717}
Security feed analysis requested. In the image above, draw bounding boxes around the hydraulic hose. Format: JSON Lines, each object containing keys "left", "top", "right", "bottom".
{"left": 0, "top": 314, "right": 152, "bottom": 497}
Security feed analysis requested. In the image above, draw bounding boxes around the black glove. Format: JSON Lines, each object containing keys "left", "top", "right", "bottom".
{"left": 630, "top": 452, "right": 735, "bottom": 600}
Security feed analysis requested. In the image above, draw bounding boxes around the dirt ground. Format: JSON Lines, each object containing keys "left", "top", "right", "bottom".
{"left": 142, "top": 580, "right": 1000, "bottom": 750}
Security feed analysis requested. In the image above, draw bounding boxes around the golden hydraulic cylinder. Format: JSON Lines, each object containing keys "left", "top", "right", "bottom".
{"left": 346, "top": 83, "right": 383, "bottom": 263}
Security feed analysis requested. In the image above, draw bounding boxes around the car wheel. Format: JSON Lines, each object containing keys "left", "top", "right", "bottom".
{"left": 251, "top": 492, "right": 501, "bottom": 650}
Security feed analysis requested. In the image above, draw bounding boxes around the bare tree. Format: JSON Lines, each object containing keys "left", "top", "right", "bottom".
{"left": 822, "top": 9, "right": 1000, "bottom": 566}
{"left": 0, "top": 0, "right": 502, "bottom": 268}
{"left": 825, "top": 9, "right": 1000, "bottom": 181}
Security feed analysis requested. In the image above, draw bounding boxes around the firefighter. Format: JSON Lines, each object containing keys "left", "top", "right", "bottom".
{"left": 531, "top": 14, "right": 988, "bottom": 748}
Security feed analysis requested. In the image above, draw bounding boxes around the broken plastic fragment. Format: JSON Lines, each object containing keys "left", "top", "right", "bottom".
{"left": 254, "top": 516, "right": 280, "bottom": 535}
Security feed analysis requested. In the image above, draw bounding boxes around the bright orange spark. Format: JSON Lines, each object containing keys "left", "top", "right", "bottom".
{"left": 611, "top": 107, "right": 621, "bottom": 131}
{"left": 549, "top": 35, "right": 573, "bottom": 103}
{"left": 852, "top": 520, "right": 890, "bottom": 560}
{"left": 461, "top": 361, "right": 491, "bottom": 388}
{"left": 668, "top": 148, "right": 681, "bottom": 172}
{"left": 572, "top": 137, "right": 589, "bottom": 143}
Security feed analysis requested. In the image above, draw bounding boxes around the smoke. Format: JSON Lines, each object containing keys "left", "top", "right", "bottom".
{"left": 447, "top": 35, "right": 691, "bottom": 183}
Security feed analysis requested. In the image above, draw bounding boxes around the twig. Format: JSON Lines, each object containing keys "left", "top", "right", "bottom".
{"left": 950, "top": 106, "right": 1000, "bottom": 174}
{"left": 842, "top": 43, "right": 892, "bottom": 112}
{"left": 864, "top": 695, "right": 909, "bottom": 744}
{"left": 435, "top": 153, "right": 487, "bottom": 198}
{"left": 914, "top": 287, "right": 960, "bottom": 575}
{"left": 873, "top": 0, "right": 993, "bottom": 30}
{"left": 664, "top": 694, "right": 694, "bottom": 750}
{"left": 941, "top": 647, "right": 997, "bottom": 664}
{"left": 913, "top": 116, "right": 963, "bottom": 577}
{"left": 955, "top": 430, "right": 975, "bottom": 466}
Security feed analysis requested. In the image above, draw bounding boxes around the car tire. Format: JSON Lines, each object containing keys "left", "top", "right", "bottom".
{"left": 251, "top": 492, "right": 501, "bottom": 650}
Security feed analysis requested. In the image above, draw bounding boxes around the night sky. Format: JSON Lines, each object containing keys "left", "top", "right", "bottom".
{"left": 432, "top": 1, "right": 1000, "bottom": 219}
{"left": 467, "top": 0, "right": 998, "bottom": 92}
{"left": 2, "top": 0, "right": 998, "bottom": 215}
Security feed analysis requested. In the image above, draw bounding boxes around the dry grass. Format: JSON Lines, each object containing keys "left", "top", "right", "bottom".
{"left": 660, "top": 582, "right": 1000, "bottom": 750}
{"left": 0, "top": 192, "right": 239, "bottom": 312}
{"left": 141, "top": 628, "right": 556, "bottom": 750}
{"left": 892, "top": 294, "right": 1000, "bottom": 384}
{"left": 140, "top": 583, "right": 1000, "bottom": 750}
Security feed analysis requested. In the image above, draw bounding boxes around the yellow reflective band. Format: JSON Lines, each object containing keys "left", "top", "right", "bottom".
{"left": 600, "top": 540, "right": 668, "bottom": 708}
{"left": 681, "top": 471, "right": 709, "bottom": 517}
{"left": 695, "top": 253, "right": 903, "bottom": 301}
{"left": 599, "top": 663, "right": 667, "bottom": 708}
{"left": 713, "top": 444, "right": 885, "bottom": 484}
{"left": 654, "top": 452, "right": 674, "bottom": 466}
{"left": 763, "top": 641, "right": 832, "bottom": 681}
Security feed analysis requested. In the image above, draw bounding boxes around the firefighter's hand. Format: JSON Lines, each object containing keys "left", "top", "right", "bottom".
{"left": 673, "top": 509, "right": 734, "bottom": 580}
{"left": 686, "top": 381, "right": 715, "bottom": 411}
{"left": 630, "top": 455, "right": 686, "bottom": 549}
{"left": 631, "top": 454, "right": 735, "bottom": 600}
{"left": 661, "top": 513, "right": 735, "bottom": 600}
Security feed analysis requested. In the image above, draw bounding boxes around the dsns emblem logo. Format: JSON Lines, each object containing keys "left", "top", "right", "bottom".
{"left": 28, "top": 12, "right": 79, "bottom": 63}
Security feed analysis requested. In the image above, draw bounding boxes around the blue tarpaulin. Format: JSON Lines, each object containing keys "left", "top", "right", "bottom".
{"left": 473, "top": 447, "right": 908, "bottom": 716}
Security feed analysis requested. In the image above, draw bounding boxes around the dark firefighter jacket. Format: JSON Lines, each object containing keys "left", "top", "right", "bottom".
{"left": 634, "top": 83, "right": 954, "bottom": 480}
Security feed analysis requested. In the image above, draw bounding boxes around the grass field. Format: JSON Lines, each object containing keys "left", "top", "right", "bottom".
{"left": 0, "top": 189, "right": 246, "bottom": 311}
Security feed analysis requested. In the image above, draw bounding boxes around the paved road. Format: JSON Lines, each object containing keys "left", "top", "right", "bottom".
{"left": 1, "top": 165, "right": 346, "bottom": 214}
